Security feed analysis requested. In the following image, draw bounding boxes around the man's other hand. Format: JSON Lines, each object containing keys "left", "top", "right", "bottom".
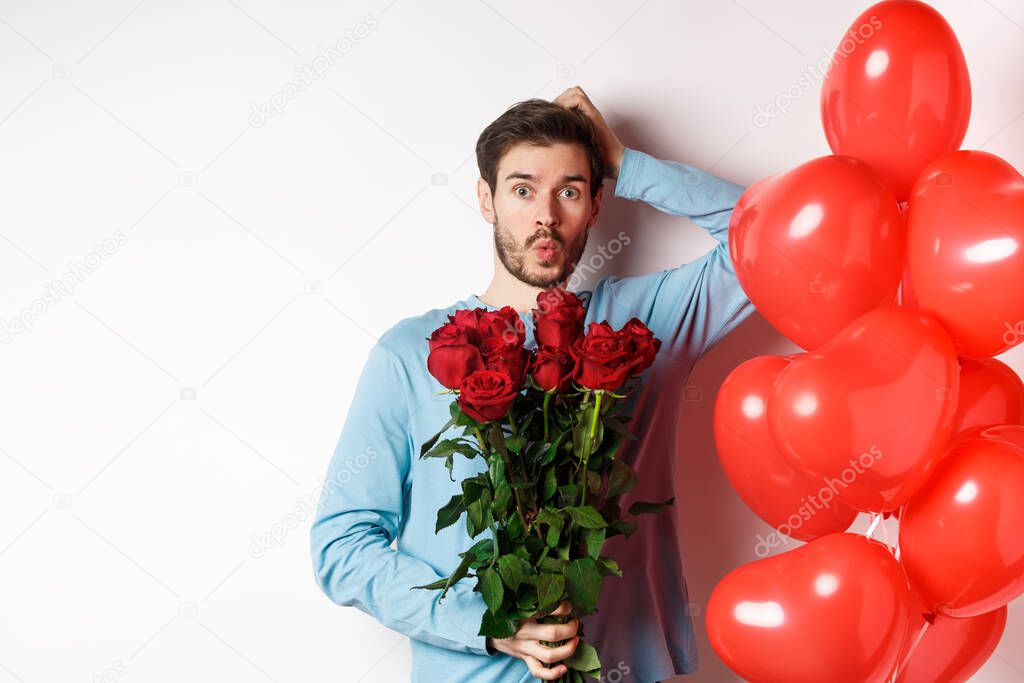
{"left": 553, "top": 86, "right": 625, "bottom": 179}
{"left": 485, "top": 600, "right": 580, "bottom": 680}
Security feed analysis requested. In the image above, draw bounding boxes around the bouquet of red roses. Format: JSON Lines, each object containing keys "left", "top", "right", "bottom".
{"left": 412, "top": 288, "right": 674, "bottom": 682}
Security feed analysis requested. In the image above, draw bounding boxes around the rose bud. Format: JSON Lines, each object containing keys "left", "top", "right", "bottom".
{"left": 478, "top": 306, "right": 526, "bottom": 347}
{"left": 446, "top": 308, "right": 484, "bottom": 345}
{"left": 532, "top": 288, "right": 585, "bottom": 349}
{"left": 480, "top": 336, "right": 530, "bottom": 388}
{"left": 531, "top": 345, "right": 575, "bottom": 393}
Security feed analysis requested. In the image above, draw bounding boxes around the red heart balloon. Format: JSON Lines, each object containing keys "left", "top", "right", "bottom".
{"left": 821, "top": 0, "right": 971, "bottom": 200}
{"left": 714, "top": 355, "right": 858, "bottom": 545}
{"left": 906, "top": 150, "right": 1024, "bottom": 358}
{"left": 728, "top": 155, "right": 903, "bottom": 350}
{"left": 894, "top": 589, "right": 1007, "bottom": 683}
{"left": 949, "top": 357, "right": 1024, "bottom": 439}
{"left": 900, "top": 431, "right": 1024, "bottom": 617}
{"left": 707, "top": 533, "right": 910, "bottom": 683}
{"left": 768, "top": 306, "right": 959, "bottom": 512}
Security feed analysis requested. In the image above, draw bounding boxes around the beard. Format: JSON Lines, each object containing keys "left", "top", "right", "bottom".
{"left": 492, "top": 212, "right": 590, "bottom": 289}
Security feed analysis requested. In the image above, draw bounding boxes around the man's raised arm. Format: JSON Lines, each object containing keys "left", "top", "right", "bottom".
{"left": 580, "top": 142, "right": 755, "bottom": 365}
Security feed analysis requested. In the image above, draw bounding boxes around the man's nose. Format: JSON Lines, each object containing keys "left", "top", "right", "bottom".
{"left": 534, "top": 193, "right": 559, "bottom": 228}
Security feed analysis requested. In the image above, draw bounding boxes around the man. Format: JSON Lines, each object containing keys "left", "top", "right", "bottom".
{"left": 310, "top": 86, "right": 753, "bottom": 682}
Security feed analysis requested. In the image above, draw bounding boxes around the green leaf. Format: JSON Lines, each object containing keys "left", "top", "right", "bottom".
{"left": 424, "top": 438, "right": 479, "bottom": 459}
{"left": 516, "top": 591, "right": 538, "bottom": 614}
{"left": 497, "top": 554, "right": 531, "bottom": 591}
{"left": 539, "top": 556, "right": 566, "bottom": 574}
{"left": 537, "top": 573, "right": 565, "bottom": 611}
{"left": 565, "top": 505, "right": 607, "bottom": 529}
{"left": 628, "top": 497, "right": 675, "bottom": 515}
{"left": 505, "top": 434, "right": 527, "bottom": 454}
{"left": 539, "top": 431, "right": 567, "bottom": 467}
{"left": 541, "top": 466, "right": 557, "bottom": 502}
{"left": 467, "top": 494, "right": 492, "bottom": 538}
{"left": 488, "top": 454, "right": 505, "bottom": 481}
{"left": 479, "top": 610, "right": 517, "bottom": 639}
{"left": 461, "top": 475, "right": 489, "bottom": 504}
{"left": 434, "top": 493, "right": 465, "bottom": 533}
{"left": 581, "top": 527, "right": 606, "bottom": 559}
{"left": 451, "top": 402, "right": 482, "bottom": 429}
{"left": 467, "top": 538, "right": 496, "bottom": 564}
{"left": 478, "top": 567, "right": 504, "bottom": 614}
{"left": 493, "top": 480, "right": 512, "bottom": 517}
{"left": 596, "top": 556, "right": 622, "bottom": 577}
{"left": 507, "top": 511, "right": 525, "bottom": 542}
{"left": 411, "top": 550, "right": 473, "bottom": 599}
{"left": 545, "top": 514, "right": 563, "bottom": 548}
{"left": 533, "top": 507, "right": 564, "bottom": 547}
{"left": 418, "top": 417, "right": 454, "bottom": 458}
{"left": 563, "top": 558, "right": 601, "bottom": 613}
{"left": 564, "top": 639, "right": 601, "bottom": 675}
{"left": 605, "top": 459, "right": 637, "bottom": 497}
{"left": 558, "top": 483, "right": 581, "bottom": 507}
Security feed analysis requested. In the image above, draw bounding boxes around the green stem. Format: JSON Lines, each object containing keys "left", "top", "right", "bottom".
{"left": 542, "top": 390, "right": 553, "bottom": 442}
{"left": 480, "top": 425, "right": 529, "bottom": 534}
{"left": 581, "top": 390, "right": 603, "bottom": 505}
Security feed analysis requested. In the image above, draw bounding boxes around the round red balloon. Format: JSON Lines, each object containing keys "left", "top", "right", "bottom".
{"left": 714, "top": 355, "right": 858, "bottom": 543}
{"left": 899, "top": 432, "right": 1024, "bottom": 617}
{"left": 728, "top": 155, "right": 903, "bottom": 350}
{"left": 707, "top": 533, "right": 910, "bottom": 683}
{"left": 768, "top": 306, "right": 959, "bottom": 512}
{"left": 821, "top": 0, "right": 972, "bottom": 200}
{"left": 895, "top": 590, "right": 1007, "bottom": 683}
{"left": 949, "top": 358, "right": 1024, "bottom": 439}
{"left": 906, "top": 150, "right": 1024, "bottom": 358}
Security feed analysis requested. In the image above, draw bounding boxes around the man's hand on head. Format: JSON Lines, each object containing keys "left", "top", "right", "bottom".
{"left": 553, "top": 86, "right": 626, "bottom": 180}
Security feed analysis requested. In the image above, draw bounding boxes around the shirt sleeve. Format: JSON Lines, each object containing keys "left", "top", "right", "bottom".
{"left": 588, "top": 147, "right": 756, "bottom": 361}
{"left": 309, "top": 341, "right": 491, "bottom": 656}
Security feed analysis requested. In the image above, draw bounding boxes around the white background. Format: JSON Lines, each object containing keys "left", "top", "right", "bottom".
{"left": 0, "top": 0, "right": 1021, "bottom": 681}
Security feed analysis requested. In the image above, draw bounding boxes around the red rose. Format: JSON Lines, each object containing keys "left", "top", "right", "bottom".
{"left": 479, "top": 336, "right": 530, "bottom": 388}
{"left": 478, "top": 307, "right": 526, "bottom": 347}
{"left": 570, "top": 320, "right": 662, "bottom": 391}
{"left": 621, "top": 317, "right": 661, "bottom": 374}
{"left": 447, "top": 308, "right": 484, "bottom": 345}
{"left": 532, "top": 288, "right": 585, "bottom": 349}
{"left": 458, "top": 369, "right": 519, "bottom": 423}
{"left": 426, "top": 323, "right": 484, "bottom": 389}
{"left": 530, "top": 345, "right": 575, "bottom": 392}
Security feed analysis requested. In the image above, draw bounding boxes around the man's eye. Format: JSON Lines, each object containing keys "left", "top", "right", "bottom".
{"left": 562, "top": 188, "right": 579, "bottom": 198}
{"left": 515, "top": 186, "right": 531, "bottom": 197}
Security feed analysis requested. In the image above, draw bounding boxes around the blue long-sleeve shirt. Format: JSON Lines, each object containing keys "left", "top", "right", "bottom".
{"left": 310, "top": 147, "right": 754, "bottom": 683}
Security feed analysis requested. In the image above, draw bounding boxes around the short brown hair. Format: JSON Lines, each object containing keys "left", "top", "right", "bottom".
{"left": 476, "top": 98, "right": 604, "bottom": 199}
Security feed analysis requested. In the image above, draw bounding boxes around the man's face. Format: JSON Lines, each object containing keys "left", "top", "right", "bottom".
{"left": 478, "top": 141, "right": 602, "bottom": 288}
